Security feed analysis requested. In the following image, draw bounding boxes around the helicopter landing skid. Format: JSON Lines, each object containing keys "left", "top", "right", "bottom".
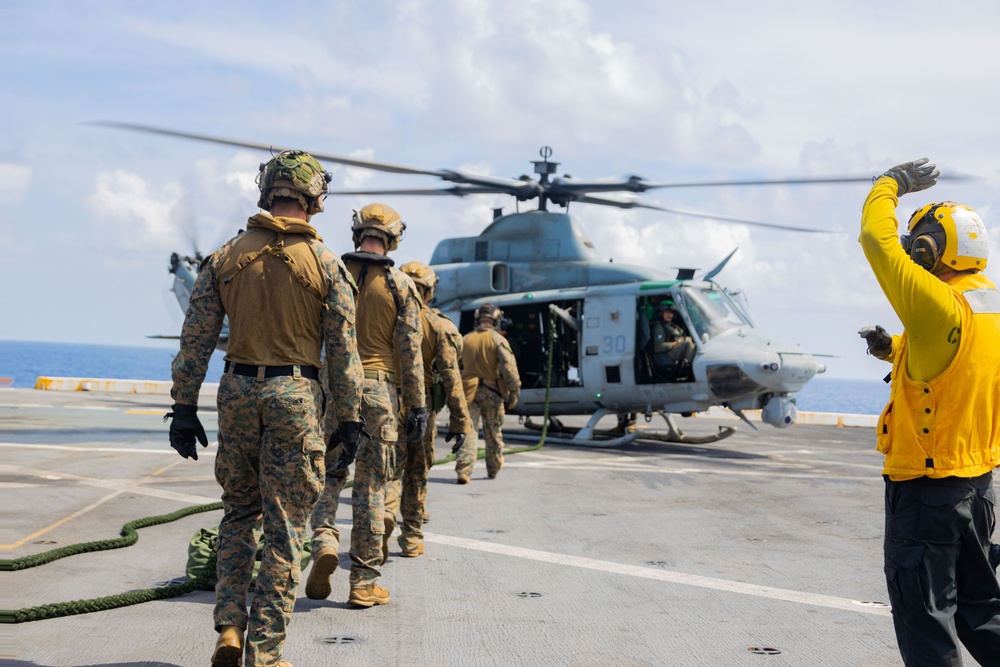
{"left": 637, "top": 411, "right": 737, "bottom": 445}
{"left": 519, "top": 410, "right": 736, "bottom": 445}
{"left": 515, "top": 408, "right": 640, "bottom": 448}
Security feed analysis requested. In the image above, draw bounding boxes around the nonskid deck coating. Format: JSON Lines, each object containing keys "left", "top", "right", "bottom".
{"left": 2, "top": 388, "right": 988, "bottom": 666}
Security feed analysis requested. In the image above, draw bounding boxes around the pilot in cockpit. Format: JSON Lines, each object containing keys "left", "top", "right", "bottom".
{"left": 650, "top": 303, "right": 696, "bottom": 368}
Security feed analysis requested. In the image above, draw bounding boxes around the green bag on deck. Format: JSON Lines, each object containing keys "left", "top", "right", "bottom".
{"left": 186, "top": 526, "right": 314, "bottom": 590}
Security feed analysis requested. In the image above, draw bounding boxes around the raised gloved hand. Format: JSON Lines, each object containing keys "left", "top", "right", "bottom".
{"left": 406, "top": 406, "right": 429, "bottom": 442}
{"left": 164, "top": 404, "right": 209, "bottom": 460}
{"left": 504, "top": 392, "right": 519, "bottom": 411}
{"left": 445, "top": 430, "right": 466, "bottom": 454}
{"left": 858, "top": 325, "right": 892, "bottom": 359}
{"left": 878, "top": 158, "right": 938, "bottom": 196}
{"left": 332, "top": 419, "right": 368, "bottom": 470}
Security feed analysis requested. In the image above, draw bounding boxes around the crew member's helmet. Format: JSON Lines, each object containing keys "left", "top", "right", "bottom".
{"left": 474, "top": 303, "right": 503, "bottom": 326}
{"left": 351, "top": 203, "right": 406, "bottom": 251}
{"left": 256, "top": 150, "right": 331, "bottom": 215}
{"left": 400, "top": 261, "right": 438, "bottom": 300}
{"left": 657, "top": 302, "right": 676, "bottom": 315}
{"left": 902, "top": 201, "right": 989, "bottom": 275}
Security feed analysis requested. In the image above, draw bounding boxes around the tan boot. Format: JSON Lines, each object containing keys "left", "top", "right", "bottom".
{"left": 400, "top": 542, "right": 424, "bottom": 558}
{"left": 457, "top": 474, "right": 470, "bottom": 484}
{"left": 348, "top": 583, "right": 390, "bottom": 608}
{"left": 211, "top": 625, "right": 243, "bottom": 667}
{"left": 304, "top": 546, "right": 339, "bottom": 600}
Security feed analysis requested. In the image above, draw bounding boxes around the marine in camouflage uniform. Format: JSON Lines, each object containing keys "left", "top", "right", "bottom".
{"left": 167, "top": 151, "right": 362, "bottom": 667}
{"left": 385, "top": 262, "right": 470, "bottom": 557}
{"left": 456, "top": 303, "right": 521, "bottom": 482}
{"left": 306, "top": 203, "right": 426, "bottom": 608}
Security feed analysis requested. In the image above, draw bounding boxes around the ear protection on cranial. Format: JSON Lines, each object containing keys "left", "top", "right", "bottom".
{"left": 901, "top": 204, "right": 948, "bottom": 274}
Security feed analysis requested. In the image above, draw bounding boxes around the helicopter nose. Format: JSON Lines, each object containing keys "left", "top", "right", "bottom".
{"left": 759, "top": 352, "right": 820, "bottom": 392}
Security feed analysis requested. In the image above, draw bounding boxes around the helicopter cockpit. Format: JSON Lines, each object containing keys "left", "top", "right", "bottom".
{"left": 636, "top": 285, "right": 755, "bottom": 385}
{"left": 677, "top": 285, "right": 753, "bottom": 343}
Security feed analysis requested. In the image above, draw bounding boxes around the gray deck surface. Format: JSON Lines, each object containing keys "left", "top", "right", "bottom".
{"left": 2, "top": 388, "right": 988, "bottom": 666}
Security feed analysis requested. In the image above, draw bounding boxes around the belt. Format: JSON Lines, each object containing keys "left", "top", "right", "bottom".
{"left": 224, "top": 362, "right": 319, "bottom": 380}
{"left": 363, "top": 368, "right": 398, "bottom": 383}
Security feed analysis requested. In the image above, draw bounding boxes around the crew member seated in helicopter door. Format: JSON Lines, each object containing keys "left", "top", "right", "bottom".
{"left": 650, "top": 302, "right": 696, "bottom": 373}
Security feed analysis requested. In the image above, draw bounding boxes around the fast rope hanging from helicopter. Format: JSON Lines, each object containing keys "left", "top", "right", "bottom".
{"left": 0, "top": 310, "right": 558, "bottom": 624}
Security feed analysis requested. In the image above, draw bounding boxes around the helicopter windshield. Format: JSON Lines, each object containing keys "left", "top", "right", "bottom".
{"left": 679, "top": 286, "right": 751, "bottom": 342}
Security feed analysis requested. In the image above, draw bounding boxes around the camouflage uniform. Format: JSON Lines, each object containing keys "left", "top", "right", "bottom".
{"left": 309, "top": 252, "right": 424, "bottom": 591}
{"left": 172, "top": 213, "right": 361, "bottom": 667}
{"left": 456, "top": 323, "right": 521, "bottom": 479}
{"left": 386, "top": 308, "right": 470, "bottom": 552}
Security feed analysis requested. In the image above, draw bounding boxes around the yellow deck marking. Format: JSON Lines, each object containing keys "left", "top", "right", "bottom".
{"left": 1, "top": 461, "right": 216, "bottom": 550}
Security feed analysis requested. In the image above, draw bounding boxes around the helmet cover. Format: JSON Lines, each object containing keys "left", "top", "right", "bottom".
{"left": 400, "top": 260, "right": 438, "bottom": 294}
{"left": 257, "top": 150, "right": 331, "bottom": 215}
{"left": 474, "top": 303, "right": 503, "bottom": 325}
{"left": 351, "top": 203, "right": 406, "bottom": 251}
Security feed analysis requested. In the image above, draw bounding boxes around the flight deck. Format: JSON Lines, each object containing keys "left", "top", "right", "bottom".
{"left": 2, "top": 387, "right": 987, "bottom": 666}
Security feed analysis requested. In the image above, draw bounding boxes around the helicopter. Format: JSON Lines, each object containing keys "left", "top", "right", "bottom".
{"left": 97, "top": 122, "right": 885, "bottom": 446}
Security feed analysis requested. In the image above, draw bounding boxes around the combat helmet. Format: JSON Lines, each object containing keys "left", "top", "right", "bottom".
{"left": 400, "top": 261, "right": 438, "bottom": 301}
{"left": 256, "top": 150, "right": 332, "bottom": 215}
{"left": 351, "top": 203, "right": 407, "bottom": 251}
{"left": 902, "top": 201, "right": 990, "bottom": 275}
{"left": 474, "top": 303, "right": 503, "bottom": 326}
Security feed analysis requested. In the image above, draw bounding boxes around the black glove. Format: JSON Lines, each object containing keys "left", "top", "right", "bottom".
{"left": 877, "top": 158, "right": 938, "bottom": 196}
{"left": 445, "top": 430, "right": 466, "bottom": 454}
{"left": 331, "top": 419, "right": 368, "bottom": 470}
{"left": 858, "top": 325, "right": 892, "bottom": 359}
{"left": 406, "top": 406, "right": 429, "bottom": 442}
{"left": 164, "top": 404, "right": 208, "bottom": 460}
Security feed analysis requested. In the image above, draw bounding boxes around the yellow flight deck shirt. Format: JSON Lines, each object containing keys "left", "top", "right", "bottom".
{"left": 860, "top": 177, "right": 1000, "bottom": 480}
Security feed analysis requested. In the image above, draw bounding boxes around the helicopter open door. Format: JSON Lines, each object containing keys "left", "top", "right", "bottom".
{"left": 459, "top": 298, "right": 583, "bottom": 390}
{"left": 634, "top": 294, "right": 698, "bottom": 385}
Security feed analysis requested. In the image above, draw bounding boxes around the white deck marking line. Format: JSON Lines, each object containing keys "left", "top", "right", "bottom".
{"left": 4, "top": 464, "right": 220, "bottom": 505}
{"left": 423, "top": 531, "right": 891, "bottom": 617}
{"left": 0, "top": 442, "right": 218, "bottom": 455}
{"left": 501, "top": 461, "right": 876, "bottom": 481}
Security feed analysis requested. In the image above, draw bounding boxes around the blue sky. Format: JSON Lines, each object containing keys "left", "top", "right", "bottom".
{"left": 2, "top": 0, "right": 998, "bottom": 380}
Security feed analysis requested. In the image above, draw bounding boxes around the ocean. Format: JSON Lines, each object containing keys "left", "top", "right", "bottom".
{"left": 0, "top": 340, "right": 890, "bottom": 415}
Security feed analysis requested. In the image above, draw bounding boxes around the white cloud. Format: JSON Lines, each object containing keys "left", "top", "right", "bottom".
{"left": 0, "top": 164, "right": 32, "bottom": 204}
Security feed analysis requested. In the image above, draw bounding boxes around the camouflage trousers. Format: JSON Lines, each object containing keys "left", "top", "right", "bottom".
{"left": 308, "top": 357, "right": 355, "bottom": 555}
{"left": 308, "top": 463, "right": 349, "bottom": 554}
{"left": 214, "top": 373, "right": 325, "bottom": 667}
{"left": 386, "top": 402, "right": 438, "bottom": 550}
{"left": 345, "top": 377, "right": 399, "bottom": 587}
{"left": 455, "top": 385, "right": 505, "bottom": 478}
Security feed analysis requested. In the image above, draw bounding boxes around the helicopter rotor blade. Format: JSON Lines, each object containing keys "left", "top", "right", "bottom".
{"left": 327, "top": 185, "right": 511, "bottom": 197}
{"left": 573, "top": 194, "right": 669, "bottom": 210}
{"left": 576, "top": 195, "right": 835, "bottom": 233}
{"left": 636, "top": 174, "right": 971, "bottom": 190}
{"left": 89, "top": 121, "right": 452, "bottom": 178}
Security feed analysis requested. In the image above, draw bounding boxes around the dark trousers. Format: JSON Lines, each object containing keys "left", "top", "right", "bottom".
{"left": 884, "top": 471, "right": 1000, "bottom": 666}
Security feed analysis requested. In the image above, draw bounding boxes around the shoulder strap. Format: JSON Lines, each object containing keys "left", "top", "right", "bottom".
{"left": 216, "top": 231, "right": 326, "bottom": 307}
{"left": 385, "top": 267, "right": 402, "bottom": 315}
